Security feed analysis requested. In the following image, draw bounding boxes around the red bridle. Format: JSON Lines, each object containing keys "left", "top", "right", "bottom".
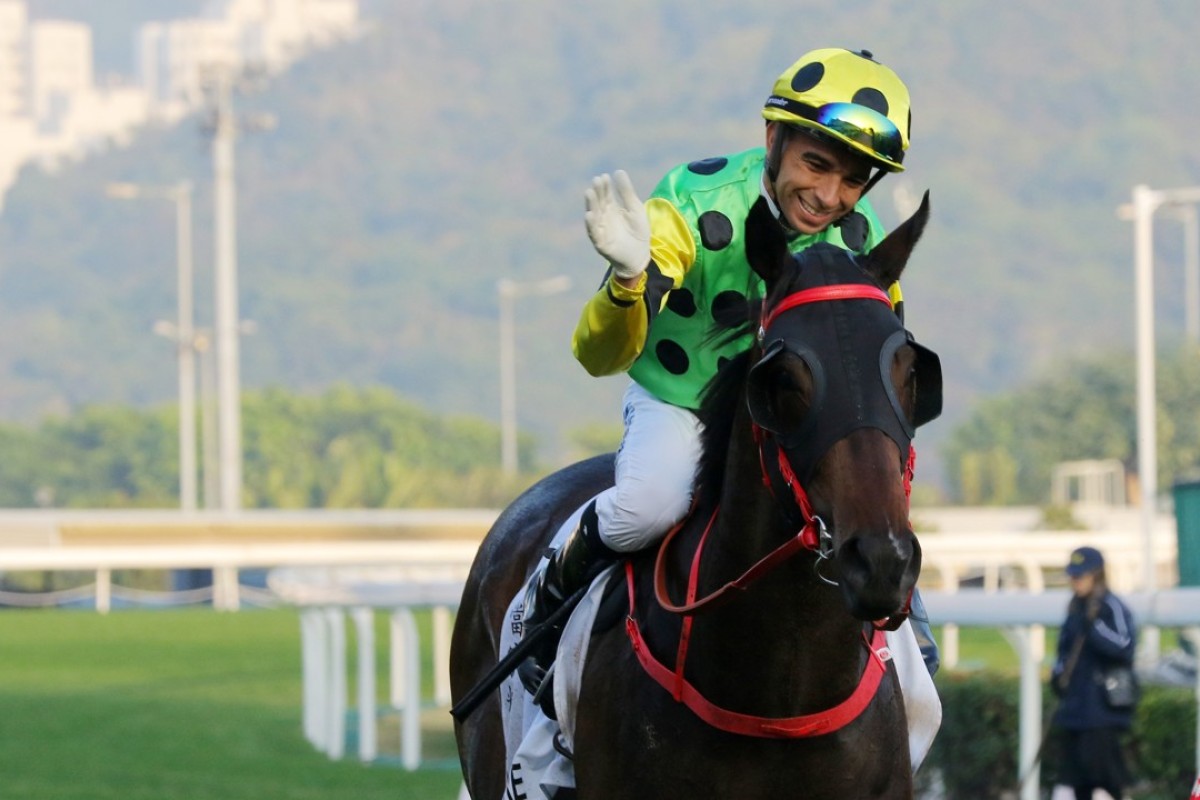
{"left": 623, "top": 281, "right": 917, "bottom": 738}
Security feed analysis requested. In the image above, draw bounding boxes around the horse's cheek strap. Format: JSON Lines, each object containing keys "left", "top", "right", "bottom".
{"left": 904, "top": 446, "right": 916, "bottom": 504}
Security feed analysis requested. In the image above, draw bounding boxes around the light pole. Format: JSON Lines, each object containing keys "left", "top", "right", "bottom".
{"left": 106, "top": 180, "right": 198, "bottom": 511}
{"left": 498, "top": 276, "right": 571, "bottom": 474}
{"left": 200, "top": 62, "right": 275, "bottom": 512}
{"left": 209, "top": 65, "right": 243, "bottom": 512}
{"left": 193, "top": 329, "right": 220, "bottom": 510}
{"left": 1120, "top": 184, "right": 1200, "bottom": 603}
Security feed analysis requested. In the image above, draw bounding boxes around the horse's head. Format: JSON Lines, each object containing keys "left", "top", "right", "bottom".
{"left": 743, "top": 193, "right": 942, "bottom": 623}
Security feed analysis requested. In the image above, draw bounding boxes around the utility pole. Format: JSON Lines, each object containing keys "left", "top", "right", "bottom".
{"left": 200, "top": 63, "right": 273, "bottom": 512}
{"left": 1120, "top": 183, "right": 1200, "bottom": 669}
{"left": 497, "top": 276, "right": 571, "bottom": 474}
{"left": 106, "top": 180, "right": 198, "bottom": 511}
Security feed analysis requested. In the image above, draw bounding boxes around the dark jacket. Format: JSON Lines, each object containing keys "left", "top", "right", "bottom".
{"left": 1051, "top": 589, "right": 1137, "bottom": 730}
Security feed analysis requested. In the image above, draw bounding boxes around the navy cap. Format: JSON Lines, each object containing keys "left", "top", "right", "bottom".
{"left": 1066, "top": 546, "right": 1104, "bottom": 577}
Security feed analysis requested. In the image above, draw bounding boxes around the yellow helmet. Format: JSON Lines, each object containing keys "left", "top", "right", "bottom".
{"left": 762, "top": 48, "right": 911, "bottom": 172}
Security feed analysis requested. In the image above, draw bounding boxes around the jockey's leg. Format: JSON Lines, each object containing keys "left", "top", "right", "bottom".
{"left": 517, "top": 381, "right": 703, "bottom": 713}
{"left": 594, "top": 381, "right": 705, "bottom": 552}
{"left": 909, "top": 587, "right": 940, "bottom": 677}
{"left": 517, "top": 499, "right": 617, "bottom": 707}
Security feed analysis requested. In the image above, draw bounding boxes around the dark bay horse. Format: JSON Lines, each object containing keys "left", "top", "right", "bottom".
{"left": 452, "top": 192, "right": 941, "bottom": 799}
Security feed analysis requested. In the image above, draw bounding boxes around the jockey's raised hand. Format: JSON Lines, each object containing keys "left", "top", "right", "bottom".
{"left": 584, "top": 170, "right": 650, "bottom": 281}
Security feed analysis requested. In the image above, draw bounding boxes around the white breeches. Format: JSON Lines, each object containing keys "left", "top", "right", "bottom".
{"left": 589, "top": 381, "right": 704, "bottom": 553}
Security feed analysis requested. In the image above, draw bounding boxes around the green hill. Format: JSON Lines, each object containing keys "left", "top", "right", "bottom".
{"left": 2, "top": 0, "right": 1198, "bottom": 484}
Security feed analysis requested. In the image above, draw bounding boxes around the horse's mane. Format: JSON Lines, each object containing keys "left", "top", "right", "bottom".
{"left": 693, "top": 277, "right": 792, "bottom": 499}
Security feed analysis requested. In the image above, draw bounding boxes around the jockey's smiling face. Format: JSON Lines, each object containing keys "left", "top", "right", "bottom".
{"left": 766, "top": 123, "right": 873, "bottom": 235}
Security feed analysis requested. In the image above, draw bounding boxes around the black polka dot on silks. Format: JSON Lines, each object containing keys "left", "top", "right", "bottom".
{"left": 655, "top": 339, "right": 690, "bottom": 375}
{"left": 851, "top": 87, "right": 889, "bottom": 116}
{"left": 791, "top": 62, "right": 825, "bottom": 93}
{"left": 686, "top": 157, "right": 728, "bottom": 176}
{"left": 698, "top": 211, "right": 733, "bottom": 251}
{"left": 711, "top": 290, "right": 747, "bottom": 320}
{"left": 665, "top": 287, "right": 697, "bottom": 317}
{"left": 836, "top": 211, "right": 869, "bottom": 252}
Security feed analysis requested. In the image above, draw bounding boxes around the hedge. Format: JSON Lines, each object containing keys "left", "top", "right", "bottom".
{"left": 919, "top": 670, "right": 1196, "bottom": 799}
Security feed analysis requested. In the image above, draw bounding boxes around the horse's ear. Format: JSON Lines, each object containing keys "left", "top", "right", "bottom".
{"left": 745, "top": 196, "right": 789, "bottom": 288}
{"left": 862, "top": 190, "right": 930, "bottom": 288}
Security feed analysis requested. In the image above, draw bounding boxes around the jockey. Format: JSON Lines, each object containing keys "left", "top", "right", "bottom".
{"left": 519, "top": 47, "right": 940, "bottom": 702}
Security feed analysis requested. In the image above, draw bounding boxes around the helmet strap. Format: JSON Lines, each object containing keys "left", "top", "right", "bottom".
{"left": 765, "top": 122, "right": 789, "bottom": 184}
{"left": 860, "top": 168, "right": 888, "bottom": 198}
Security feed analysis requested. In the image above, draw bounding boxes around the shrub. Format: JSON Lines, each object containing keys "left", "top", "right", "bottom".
{"left": 921, "top": 670, "right": 1196, "bottom": 799}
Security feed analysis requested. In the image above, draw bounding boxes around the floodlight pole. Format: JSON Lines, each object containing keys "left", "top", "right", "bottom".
{"left": 211, "top": 67, "right": 243, "bottom": 512}
{"left": 497, "top": 276, "right": 571, "bottom": 474}
{"left": 1126, "top": 184, "right": 1200, "bottom": 628}
{"left": 1132, "top": 184, "right": 1159, "bottom": 600}
{"left": 106, "top": 180, "right": 198, "bottom": 511}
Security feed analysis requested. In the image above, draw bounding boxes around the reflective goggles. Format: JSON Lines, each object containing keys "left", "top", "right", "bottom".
{"left": 768, "top": 98, "right": 905, "bottom": 167}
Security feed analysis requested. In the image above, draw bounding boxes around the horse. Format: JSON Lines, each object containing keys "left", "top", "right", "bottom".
{"left": 451, "top": 191, "right": 941, "bottom": 800}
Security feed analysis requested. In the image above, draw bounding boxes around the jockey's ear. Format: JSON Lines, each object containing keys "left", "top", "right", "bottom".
{"left": 863, "top": 190, "right": 930, "bottom": 289}
{"left": 745, "top": 196, "right": 789, "bottom": 288}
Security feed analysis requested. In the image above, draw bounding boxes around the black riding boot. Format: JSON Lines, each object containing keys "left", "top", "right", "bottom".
{"left": 517, "top": 501, "right": 617, "bottom": 717}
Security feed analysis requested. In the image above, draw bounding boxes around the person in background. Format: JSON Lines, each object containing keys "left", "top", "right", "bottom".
{"left": 1050, "top": 546, "right": 1138, "bottom": 800}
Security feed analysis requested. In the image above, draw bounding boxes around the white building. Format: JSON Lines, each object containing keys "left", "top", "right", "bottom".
{"left": 0, "top": 0, "right": 28, "bottom": 119}
{"left": 28, "top": 20, "right": 92, "bottom": 134}
{"left": 138, "top": 0, "right": 359, "bottom": 122}
{"left": 0, "top": 0, "right": 360, "bottom": 209}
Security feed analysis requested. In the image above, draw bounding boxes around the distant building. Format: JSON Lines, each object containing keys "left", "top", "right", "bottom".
{"left": 0, "top": 0, "right": 360, "bottom": 209}
{"left": 1051, "top": 459, "right": 1128, "bottom": 507}
{"left": 0, "top": 0, "right": 28, "bottom": 119}
{"left": 138, "top": 0, "right": 359, "bottom": 122}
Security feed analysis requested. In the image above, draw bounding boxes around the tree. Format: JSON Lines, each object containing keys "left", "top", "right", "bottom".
{"left": 0, "top": 384, "right": 542, "bottom": 508}
{"left": 941, "top": 345, "right": 1200, "bottom": 504}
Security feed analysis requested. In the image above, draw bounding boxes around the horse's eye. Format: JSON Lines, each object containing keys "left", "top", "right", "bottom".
{"left": 755, "top": 353, "right": 813, "bottom": 434}
{"left": 891, "top": 347, "right": 918, "bottom": 419}
{"left": 770, "top": 368, "right": 803, "bottom": 394}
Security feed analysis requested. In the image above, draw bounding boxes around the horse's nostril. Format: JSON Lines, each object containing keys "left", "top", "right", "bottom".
{"left": 840, "top": 534, "right": 908, "bottom": 570}
{"left": 836, "top": 533, "right": 918, "bottom": 619}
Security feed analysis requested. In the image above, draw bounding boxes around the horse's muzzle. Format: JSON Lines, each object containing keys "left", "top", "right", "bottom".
{"left": 834, "top": 531, "right": 922, "bottom": 622}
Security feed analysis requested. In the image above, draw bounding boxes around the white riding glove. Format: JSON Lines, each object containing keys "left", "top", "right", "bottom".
{"left": 584, "top": 170, "right": 651, "bottom": 281}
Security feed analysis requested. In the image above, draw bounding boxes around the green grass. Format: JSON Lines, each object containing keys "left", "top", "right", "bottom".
{"left": 0, "top": 609, "right": 1136, "bottom": 799}
{"left": 0, "top": 608, "right": 463, "bottom": 800}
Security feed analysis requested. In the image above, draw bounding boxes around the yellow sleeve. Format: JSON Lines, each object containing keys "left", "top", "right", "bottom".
{"left": 571, "top": 198, "right": 697, "bottom": 376}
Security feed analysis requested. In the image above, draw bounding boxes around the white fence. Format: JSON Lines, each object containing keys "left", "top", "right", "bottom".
{"left": 0, "top": 506, "right": 1193, "bottom": 784}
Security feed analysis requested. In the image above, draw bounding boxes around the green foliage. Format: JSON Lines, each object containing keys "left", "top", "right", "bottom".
{"left": 1130, "top": 684, "right": 1199, "bottom": 798}
{"left": 925, "top": 671, "right": 1197, "bottom": 799}
{"left": 1038, "top": 504, "right": 1089, "bottom": 531}
{"left": 923, "top": 670, "right": 1025, "bottom": 798}
{"left": 0, "top": 404, "right": 179, "bottom": 507}
{"left": 0, "top": 385, "right": 541, "bottom": 508}
{"left": 941, "top": 346, "right": 1200, "bottom": 504}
